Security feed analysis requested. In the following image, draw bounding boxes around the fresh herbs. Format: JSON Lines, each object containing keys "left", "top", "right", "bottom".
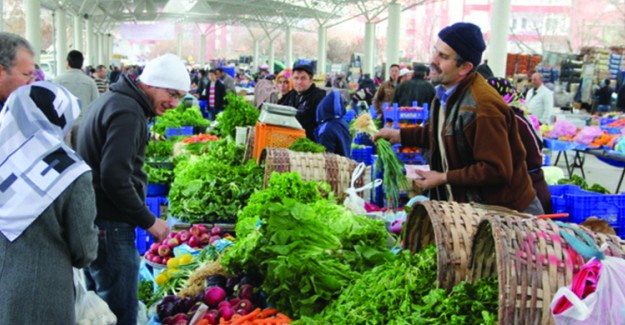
{"left": 297, "top": 247, "right": 498, "bottom": 325}
{"left": 167, "top": 139, "right": 263, "bottom": 223}
{"left": 288, "top": 137, "right": 327, "bottom": 153}
{"left": 144, "top": 164, "right": 174, "bottom": 184}
{"left": 152, "top": 104, "right": 210, "bottom": 136}
{"left": 146, "top": 140, "right": 174, "bottom": 161}
{"left": 558, "top": 175, "right": 611, "bottom": 194}
{"left": 214, "top": 93, "right": 260, "bottom": 138}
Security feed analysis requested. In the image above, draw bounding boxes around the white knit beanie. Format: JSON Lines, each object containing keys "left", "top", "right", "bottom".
{"left": 138, "top": 54, "right": 191, "bottom": 92}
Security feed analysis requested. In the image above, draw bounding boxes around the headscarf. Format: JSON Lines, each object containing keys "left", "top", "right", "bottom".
{"left": 0, "top": 82, "right": 90, "bottom": 242}
{"left": 486, "top": 77, "right": 525, "bottom": 110}
{"left": 275, "top": 69, "right": 293, "bottom": 94}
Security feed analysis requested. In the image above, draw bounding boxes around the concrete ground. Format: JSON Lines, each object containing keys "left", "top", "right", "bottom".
{"left": 549, "top": 149, "right": 624, "bottom": 194}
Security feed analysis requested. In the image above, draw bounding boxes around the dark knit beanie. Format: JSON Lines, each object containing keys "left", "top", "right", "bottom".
{"left": 438, "top": 22, "right": 486, "bottom": 68}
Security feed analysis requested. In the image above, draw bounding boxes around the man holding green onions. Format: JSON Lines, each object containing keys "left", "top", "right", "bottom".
{"left": 374, "top": 22, "right": 542, "bottom": 215}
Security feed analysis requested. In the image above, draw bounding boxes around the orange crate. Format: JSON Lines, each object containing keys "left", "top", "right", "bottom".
{"left": 252, "top": 122, "right": 306, "bottom": 160}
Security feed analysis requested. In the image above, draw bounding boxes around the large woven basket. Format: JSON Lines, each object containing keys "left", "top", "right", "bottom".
{"left": 470, "top": 214, "right": 625, "bottom": 325}
{"left": 403, "top": 201, "right": 532, "bottom": 291}
{"left": 403, "top": 201, "right": 486, "bottom": 290}
{"left": 261, "top": 147, "right": 369, "bottom": 200}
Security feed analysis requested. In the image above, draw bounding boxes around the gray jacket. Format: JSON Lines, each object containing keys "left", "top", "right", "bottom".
{"left": 54, "top": 69, "right": 100, "bottom": 121}
{"left": 0, "top": 173, "right": 98, "bottom": 324}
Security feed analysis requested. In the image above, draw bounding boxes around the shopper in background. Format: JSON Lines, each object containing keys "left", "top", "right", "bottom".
{"left": 372, "top": 63, "right": 400, "bottom": 117}
{"left": 397, "top": 68, "right": 411, "bottom": 84}
{"left": 392, "top": 63, "right": 435, "bottom": 108}
{"left": 278, "top": 64, "right": 327, "bottom": 140}
{"left": 315, "top": 90, "right": 351, "bottom": 158}
{"left": 595, "top": 78, "right": 614, "bottom": 113}
{"left": 375, "top": 22, "right": 541, "bottom": 214}
{"left": 109, "top": 65, "right": 121, "bottom": 84}
{"left": 0, "top": 82, "right": 98, "bottom": 324}
{"left": 203, "top": 69, "right": 226, "bottom": 120}
{"left": 487, "top": 77, "right": 552, "bottom": 213}
{"left": 93, "top": 65, "right": 110, "bottom": 94}
{"left": 54, "top": 50, "right": 99, "bottom": 148}
{"left": 357, "top": 72, "right": 376, "bottom": 106}
{"left": 617, "top": 84, "right": 625, "bottom": 112}
{"left": 216, "top": 67, "right": 236, "bottom": 93}
{"left": 268, "top": 69, "right": 292, "bottom": 104}
{"left": 332, "top": 74, "right": 347, "bottom": 89}
{"left": 0, "top": 32, "right": 35, "bottom": 110}
{"left": 78, "top": 54, "right": 190, "bottom": 325}
{"left": 525, "top": 72, "right": 554, "bottom": 124}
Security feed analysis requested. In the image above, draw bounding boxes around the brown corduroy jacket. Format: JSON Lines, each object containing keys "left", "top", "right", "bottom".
{"left": 400, "top": 72, "right": 536, "bottom": 211}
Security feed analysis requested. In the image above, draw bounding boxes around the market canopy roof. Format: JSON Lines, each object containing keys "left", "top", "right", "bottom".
{"left": 40, "top": 0, "right": 426, "bottom": 31}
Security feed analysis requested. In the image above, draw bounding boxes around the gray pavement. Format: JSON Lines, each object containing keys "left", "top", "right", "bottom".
{"left": 548, "top": 149, "right": 624, "bottom": 194}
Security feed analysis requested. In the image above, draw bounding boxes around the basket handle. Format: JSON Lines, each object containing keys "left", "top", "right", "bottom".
{"left": 556, "top": 221, "right": 606, "bottom": 260}
{"left": 347, "top": 162, "right": 382, "bottom": 194}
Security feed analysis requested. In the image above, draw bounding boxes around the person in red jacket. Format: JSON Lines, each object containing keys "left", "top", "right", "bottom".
{"left": 374, "top": 22, "right": 541, "bottom": 214}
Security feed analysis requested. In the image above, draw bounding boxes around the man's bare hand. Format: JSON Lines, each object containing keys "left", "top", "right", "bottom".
{"left": 413, "top": 170, "right": 447, "bottom": 190}
{"left": 147, "top": 218, "right": 169, "bottom": 243}
{"left": 372, "top": 128, "right": 401, "bottom": 144}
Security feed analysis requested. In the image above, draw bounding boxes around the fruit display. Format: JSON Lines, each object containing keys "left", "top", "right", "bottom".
{"left": 145, "top": 225, "right": 233, "bottom": 266}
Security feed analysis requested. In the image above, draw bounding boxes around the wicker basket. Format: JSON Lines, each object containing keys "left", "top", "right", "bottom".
{"left": 243, "top": 126, "right": 255, "bottom": 162}
{"left": 261, "top": 147, "right": 369, "bottom": 200}
{"left": 403, "top": 201, "right": 489, "bottom": 290}
{"left": 469, "top": 214, "right": 625, "bottom": 325}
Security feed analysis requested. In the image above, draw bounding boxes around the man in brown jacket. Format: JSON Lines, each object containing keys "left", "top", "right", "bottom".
{"left": 375, "top": 22, "right": 542, "bottom": 214}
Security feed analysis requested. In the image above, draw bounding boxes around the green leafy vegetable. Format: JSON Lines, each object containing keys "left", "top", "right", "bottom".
{"left": 558, "top": 175, "right": 611, "bottom": 194}
{"left": 152, "top": 104, "right": 210, "bottom": 136}
{"left": 146, "top": 140, "right": 174, "bottom": 161}
{"left": 288, "top": 137, "right": 327, "bottom": 153}
{"left": 138, "top": 279, "right": 154, "bottom": 306}
{"left": 214, "top": 93, "right": 259, "bottom": 138}
{"left": 144, "top": 164, "right": 174, "bottom": 184}
{"left": 167, "top": 139, "right": 263, "bottom": 223}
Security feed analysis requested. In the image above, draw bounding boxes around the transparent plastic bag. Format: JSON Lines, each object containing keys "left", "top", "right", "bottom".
{"left": 74, "top": 268, "right": 117, "bottom": 325}
{"left": 343, "top": 163, "right": 381, "bottom": 215}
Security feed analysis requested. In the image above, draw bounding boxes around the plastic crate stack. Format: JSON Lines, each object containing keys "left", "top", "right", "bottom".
{"left": 549, "top": 184, "right": 625, "bottom": 239}
{"left": 382, "top": 102, "right": 429, "bottom": 129}
{"left": 609, "top": 52, "right": 622, "bottom": 80}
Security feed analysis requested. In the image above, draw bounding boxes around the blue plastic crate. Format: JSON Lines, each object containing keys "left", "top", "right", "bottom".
{"left": 549, "top": 185, "right": 592, "bottom": 215}
{"left": 165, "top": 126, "right": 194, "bottom": 138}
{"left": 383, "top": 104, "right": 429, "bottom": 128}
{"left": 146, "top": 196, "right": 168, "bottom": 218}
{"left": 549, "top": 185, "right": 625, "bottom": 226}
{"left": 599, "top": 117, "right": 617, "bottom": 127}
{"left": 544, "top": 139, "right": 585, "bottom": 151}
{"left": 135, "top": 227, "right": 153, "bottom": 255}
{"left": 543, "top": 153, "right": 551, "bottom": 166}
{"left": 352, "top": 146, "right": 374, "bottom": 165}
{"left": 601, "top": 126, "right": 621, "bottom": 135}
{"left": 147, "top": 183, "right": 169, "bottom": 197}
{"left": 398, "top": 152, "right": 426, "bottom": 165}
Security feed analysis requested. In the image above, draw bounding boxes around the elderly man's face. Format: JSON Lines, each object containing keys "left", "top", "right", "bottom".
{"left": 0, "top": 47, "right": 35, "bottom": 102}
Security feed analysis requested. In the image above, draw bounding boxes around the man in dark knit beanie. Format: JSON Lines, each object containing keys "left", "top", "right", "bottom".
{"left": 374, "top": 22, "right": 542, "bottom": 215}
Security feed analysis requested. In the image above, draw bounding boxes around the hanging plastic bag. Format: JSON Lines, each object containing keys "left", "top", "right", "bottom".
{"left": 74, "top": 268, "right": 117, "bottom": 325}
{"left": 344, "top": 162, "right": 382, "bottom": 215}
{"left": 550, "top": 223, "right": 625, "bottom": 324}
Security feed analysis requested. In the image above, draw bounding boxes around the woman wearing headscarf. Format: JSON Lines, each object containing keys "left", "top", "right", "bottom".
{"left": 487, "top": 77, "right": 552, "bottom": 213}
{"left": 268, "top": 69, "right": 293, "bottom": 104}
{"left": 0, "top": 82, "right": 99, "bottom": 324}
{"left": 315, "top": 90, "right": 351, "bottom": 158}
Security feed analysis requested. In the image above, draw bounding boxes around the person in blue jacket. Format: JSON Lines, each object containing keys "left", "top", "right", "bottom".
{"left": 315, "top": 90, "right": 352, "bottom": 158}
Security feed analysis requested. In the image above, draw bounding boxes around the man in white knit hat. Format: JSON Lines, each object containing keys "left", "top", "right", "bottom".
{"left": 77, "top": 53, "right": 190, "bottom": 325}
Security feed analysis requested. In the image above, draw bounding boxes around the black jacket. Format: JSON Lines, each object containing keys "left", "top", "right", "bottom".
{"left": 618, "top": 85, "right": 625, "bottom": 110}
{"left": 392, "top": 77, "right": 436, "bottom": 108}
{"left": 77, "top": 75, "right": 156, "bottom": 229}
{"left": 278, "top": 83, "right": 327, "bottom": 140}
{"left": 201, "top": 80, "right": 226, "bottom": 111}
{"left": 596, "top": 85, "right": 614, "bottom": 106}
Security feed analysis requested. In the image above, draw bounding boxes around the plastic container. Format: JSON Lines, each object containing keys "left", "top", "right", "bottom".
{"left": 137, "top": 196, "right": 168, "bottom": 255}
{"left": 165, "top": 126, "right": 194, "bottom": 138}
{"left": 544, "top": 139, "right": 585, "bottom": 151}
{"left": 549, "top": 184, "right": 593, "bottom": 215}
{"left": 549, "top": 185, "right": 625, "bottom": 226}
{"left": 383, "top": 103, "right": 430, "bottom": 129}
{"left": 135, "top": 228, "right": 153, "bottom": 256}
{"left": 146, "top": 196, "right": 168, "bottom": 218}
{"left": 252, "top": 122, "right": 306, "bottom": 160}
{"left": 352, "top": 146, "right": 374, "bottom": 165}
{"left": 146, "top": 183, "right": 169, "bottom": 197}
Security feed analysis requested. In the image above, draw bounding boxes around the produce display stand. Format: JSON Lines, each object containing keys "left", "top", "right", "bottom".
{"left": 544, "top": 139, "right": 588, "bottom": 177}
{"left": 570, "top": 147, "right": 625, "bottom": 193}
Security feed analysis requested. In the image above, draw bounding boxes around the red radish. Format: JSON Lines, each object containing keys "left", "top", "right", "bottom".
{"left": 158, "top": 244, "right": 172, "bottom": 257}
{"left": 235, "top": 308, "right": 248, "bottom": 316}
{"left": 162, "top": 316, "right": 175, "bottom": 324}
{"left": 173, "top": 313, "right": 187, "bottom": 322}
{"left": 204, "top": 286, "right": 226, "bottom": 307}
{"left": 167, "top": 238, "right": 180, "bottom": 248}
{"left": 173, "top": 320, "right": 188, "bottom": 325}
{"left": 220, "top": 307, "right": 234, "bottom": 321}
{"left": 235, "top": 299, "right": 253, "bottom": 312}
{"left": 208, "top": 235, "right": 220, "bottom": 244}
{"left": 217, "top": 301, "right": 231, "bottom": 310}
{"left": 238, "top": 284, "right": 254, "bottom": 300}
{"left": 188, "top": 235, "right": 200, "bottom": 247}
{"left": 210, "top": 226, "right": 221, "bottom": 236}
{"left": 228, "top": 298, "right": 240, "bottom": 306}
{"left": 203, "top": 310, "right": 219, "bottom": 325}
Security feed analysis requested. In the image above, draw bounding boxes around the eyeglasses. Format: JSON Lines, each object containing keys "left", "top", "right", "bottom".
{"left": 160, "top": 87, "right": 184, "bottom": 100}
{"left": 431, "top": 47, "right": 452, "bottom": 61}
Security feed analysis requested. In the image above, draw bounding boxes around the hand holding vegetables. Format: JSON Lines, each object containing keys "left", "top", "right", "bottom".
{"left": 413, "top": 170, "right": 447, "bottom": 190}
{"left": 372, "top": 127, "right": 401, "bottom": 144}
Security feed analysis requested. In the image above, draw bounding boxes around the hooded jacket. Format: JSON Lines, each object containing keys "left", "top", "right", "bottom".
{"left": 392, "top": 77, "right": 436, "bottom": 108}
{"left": 314, "top": 91, "right": 351, "bottom": 158}
{"left": 278, "top": 83, "right": 327, "bottom": 140}
{"left": 77, "top": 75, "right": 157, "bottom": 229}
{"left": 399, "top": 72, "right": 536, "bottom": 212}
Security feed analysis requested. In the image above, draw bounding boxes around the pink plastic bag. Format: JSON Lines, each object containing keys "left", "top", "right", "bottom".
{"left": 551, "top": 256, "right": 625, "bottom": 324}
{"left": 573, "top": 126, "right": 604, "bottom": 145}
{"left": 548, "top": 120, "right": 578, "bottom": 139}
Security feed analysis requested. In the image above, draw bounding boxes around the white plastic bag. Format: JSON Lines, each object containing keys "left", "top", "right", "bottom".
{"left": 550, "top": 248, "right": 625, "bottom": 325}
{"left": 74, "top": 268, "right": 117, "bottom": 325}
{"left": 343, "top": 163, "right": 382, "bottom": 215}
